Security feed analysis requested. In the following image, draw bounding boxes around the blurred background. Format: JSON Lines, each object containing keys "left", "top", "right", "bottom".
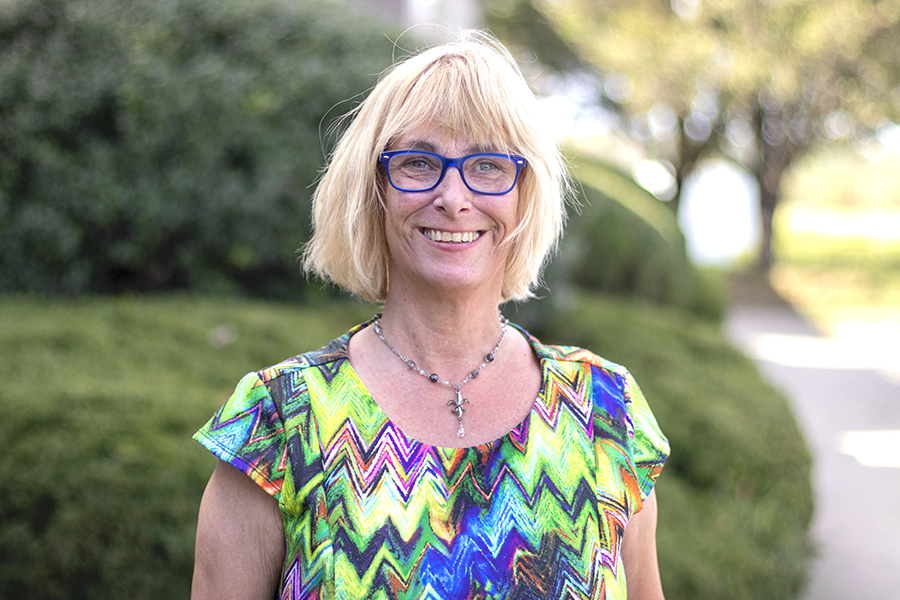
{"left": 1, "top": 0, "right": 898, "bottom": 598}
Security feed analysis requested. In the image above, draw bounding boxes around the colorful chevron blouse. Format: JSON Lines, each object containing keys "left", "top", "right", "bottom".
{"left": 194, "top": 321, "right": 668, "bottom": 600}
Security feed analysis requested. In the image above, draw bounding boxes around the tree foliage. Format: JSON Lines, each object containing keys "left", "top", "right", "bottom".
{"left": 491, "top": 0, "right": 900, "bottom": 268}
{"left": 0, "top": 0, "right": 394, "bottom": 297}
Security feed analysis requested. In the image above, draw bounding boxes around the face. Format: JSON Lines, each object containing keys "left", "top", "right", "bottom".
{"left": 381, "top": 126, "right": 520, "bottom": 301}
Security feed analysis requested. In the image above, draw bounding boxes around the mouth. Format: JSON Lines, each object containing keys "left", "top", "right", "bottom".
{"left": 422, "top": 228, "right": 482, "bottom": 243}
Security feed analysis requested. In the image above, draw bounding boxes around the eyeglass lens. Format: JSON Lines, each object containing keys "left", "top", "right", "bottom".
{"left": 386, "top": 153, "right": 518, "bottom": 194}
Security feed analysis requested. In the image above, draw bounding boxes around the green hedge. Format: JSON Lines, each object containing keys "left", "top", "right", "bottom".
{"left": 0, "top": 296, "right": 373, "bottom": 599}
{"left": 0, "top": 0, "right": 394, "bottom": 297}
{"left": 569, "top": 157, "right": 725, "bottom": 319}
{"left": 534, "top": 293, "right": 814, "bottom": 599}
{"left": 515, "top": 159, "right": 724, "bottom": 331}
{"left": 0, "top": 0, "right": 725, "bottom": 318}
{"left": 0, "top": 0, "right": 728, "bottom": 326}
{"left": 0, "top": 295, "right": 812, "bottom": 599}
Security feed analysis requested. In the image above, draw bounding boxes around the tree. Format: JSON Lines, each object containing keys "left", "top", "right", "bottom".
{"left": 492, "top": 0, "right": 900, "bottom": 269}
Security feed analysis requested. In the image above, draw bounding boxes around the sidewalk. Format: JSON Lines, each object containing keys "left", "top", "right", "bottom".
{"left": 724, "top": 275, "right": 900, "bottom": 600}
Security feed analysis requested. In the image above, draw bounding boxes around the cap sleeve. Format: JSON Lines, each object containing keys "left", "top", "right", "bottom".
{"left": 623, "top": 370, "right": 668, "bottom": 501}
{"left": 194, "top": 371, "right": 287, "bottom": 500}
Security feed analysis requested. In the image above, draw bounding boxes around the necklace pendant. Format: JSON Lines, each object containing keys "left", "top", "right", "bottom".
{"left": 372, "top": 312, "right": 507, "bottom": 443}
{"left": 448, "top": 389, "right": 468, "bottom": 415}
{"left": 449, "top": 390, "right": 468, "bottom": 436}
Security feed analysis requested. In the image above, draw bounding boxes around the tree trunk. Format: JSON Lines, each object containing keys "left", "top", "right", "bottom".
{"left": 757, "top": 167, "right": 779, "bottom": 271}
{"left": 754, "top": 109, "right": 799, "bottom": 272}
{"left": 671, "top": 116, "right": 712, "bottom": 215}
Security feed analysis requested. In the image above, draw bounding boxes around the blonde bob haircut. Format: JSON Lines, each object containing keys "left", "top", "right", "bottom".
{"left": 302, "top": 31, "right": 568, "bottom": 303}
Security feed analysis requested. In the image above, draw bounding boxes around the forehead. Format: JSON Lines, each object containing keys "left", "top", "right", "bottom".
{"left": 389, "top": 124, "right": 507, "bottom": 155}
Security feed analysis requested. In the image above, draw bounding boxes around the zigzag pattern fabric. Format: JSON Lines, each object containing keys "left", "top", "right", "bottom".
{"left": 195, "top": 321, "right": 668, "bottom": 599}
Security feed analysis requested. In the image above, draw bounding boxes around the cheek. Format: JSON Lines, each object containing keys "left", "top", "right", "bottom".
{"left": 382, "top": 197, "right": 421, "bottom": 253}
{"left": 382, "top": 189, "right": 406, "bottom": 229}
{"left": 503, "top": 191, "right": 522, "bottom": 226}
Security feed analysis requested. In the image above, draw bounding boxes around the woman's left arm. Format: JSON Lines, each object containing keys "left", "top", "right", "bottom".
{"left": 621, "top": 488, "right": 665, "bottom": 600}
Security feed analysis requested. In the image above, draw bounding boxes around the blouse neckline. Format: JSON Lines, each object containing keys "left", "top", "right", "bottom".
{"left": 317, "top": 318, "right": 549, "bottom": 452}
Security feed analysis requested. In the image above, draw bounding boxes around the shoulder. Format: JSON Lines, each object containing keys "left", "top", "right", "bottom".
{"left": 515, "top": 323, "right": 630, "bottom": 382}
{"left": 515, "top": 325, "right": 643, "bottom": 428}
{"left": 250, "top": 322, "right": 362, "bottom": 406}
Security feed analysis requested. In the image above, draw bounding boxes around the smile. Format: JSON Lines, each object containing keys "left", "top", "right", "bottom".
{"left": 423, "top": 229, "right": 482, "bottom": 243}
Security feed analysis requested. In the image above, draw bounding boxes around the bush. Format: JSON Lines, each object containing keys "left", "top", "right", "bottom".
{"left": 0, "top": 0, "right": 395, "bottom": 297}
{"left": 0, "top": 295, "right": 813, "bottom": 599}
{"left": 0, "top": 295, "right": 373, "bottom": 599}
{"left": 0, "top": 0, "right": 722, "bottom": 319}
{"left": 565, "top": 157, "right": 724, "bottom": 318}
{"left": 515, "top": 157, "right": 724, "bottom": 331}
{"left": 534, "top": 292, "right": 814, "bottom": 600}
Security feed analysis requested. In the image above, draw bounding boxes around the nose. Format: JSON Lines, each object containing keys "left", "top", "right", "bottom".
{"left": 432, "top": 165, "right": 472, "bottom": 216}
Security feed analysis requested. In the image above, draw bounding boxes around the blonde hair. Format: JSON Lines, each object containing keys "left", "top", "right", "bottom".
{"left": 302, "top": 31, "right": 568, "bottom": 303}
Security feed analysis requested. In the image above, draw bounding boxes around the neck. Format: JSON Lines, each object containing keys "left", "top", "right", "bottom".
{"left": 377, "top": 287, "right": 507, "bottom": 383}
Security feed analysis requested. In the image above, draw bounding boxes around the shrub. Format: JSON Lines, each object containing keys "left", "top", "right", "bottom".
{"left": 0, "top": 295, "right": 813, "bottom": 599}
{"left": 0, "top": 0, "right": 723, "bottom": 319}
{"left": 514, "top": 158, "right": 724, "bottom": 331}
{"left": 0, "top": 0, "right": 394, "bottom": 297}
{"left": 535, "top": 292, "right": 814, "bottom": 600}
{"left": 0, "top": 295, "right": 373, "bottom": 599}
{"left": 564, "top": 157, "right": 725, "bottom": 319}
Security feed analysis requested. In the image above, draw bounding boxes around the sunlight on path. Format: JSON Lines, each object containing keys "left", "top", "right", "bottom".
{"left": 741, "top": 320, "right": 900, "bottom": 468}
{"left": 744, "top": 327, "right": 900, "bottom": 384}
{"left": 839, "top": 430, "right": 900, "bottom": 468}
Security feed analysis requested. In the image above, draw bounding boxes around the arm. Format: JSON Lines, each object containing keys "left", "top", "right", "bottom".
{"left": 192, "top": 459, "right": 285, "bottom": 600}
{"left": 621, "top": 488, "right": 665, "bottom": 600}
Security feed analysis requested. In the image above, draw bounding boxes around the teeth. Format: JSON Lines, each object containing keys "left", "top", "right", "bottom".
{"left": 424, "top": 229, "right": 481, "bottom": 243}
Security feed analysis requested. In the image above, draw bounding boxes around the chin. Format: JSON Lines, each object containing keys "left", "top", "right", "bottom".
{"left": 420, "top": 265, "right": 504, "bottom": 295}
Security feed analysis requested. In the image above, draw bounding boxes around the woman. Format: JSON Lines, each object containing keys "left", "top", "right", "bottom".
{"left": 192, "top": 32, "right": 668, "bottom": 600}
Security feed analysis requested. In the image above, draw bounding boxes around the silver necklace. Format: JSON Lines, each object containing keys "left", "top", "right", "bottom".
{"left": 372, "top": 312, "right": 509, "bottom": 438}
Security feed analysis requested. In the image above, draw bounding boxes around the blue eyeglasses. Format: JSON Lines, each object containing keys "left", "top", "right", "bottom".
{"left": 380, "top": 150, "right": 526, "bottom": 195}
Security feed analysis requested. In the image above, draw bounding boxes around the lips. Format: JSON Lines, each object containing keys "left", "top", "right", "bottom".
{"left": 423, "top": 229, "right": 482, "bottom": 243}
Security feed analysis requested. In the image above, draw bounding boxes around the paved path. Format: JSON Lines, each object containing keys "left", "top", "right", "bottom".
{"left": 724, "top": 280, "right": 900, "bottom": 600}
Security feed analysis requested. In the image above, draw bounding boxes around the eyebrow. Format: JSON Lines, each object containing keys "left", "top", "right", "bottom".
{"left": 398, "top": 139, "right": 498, "bottom": 155}
{"left": 404, "top": 140, "right": 438, "bottom": 153}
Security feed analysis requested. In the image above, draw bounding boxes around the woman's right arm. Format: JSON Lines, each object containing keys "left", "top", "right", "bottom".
{"left": 192, "top": 459, "right": 285, "bottom": 600}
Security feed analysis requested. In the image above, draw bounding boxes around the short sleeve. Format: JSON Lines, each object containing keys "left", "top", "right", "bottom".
{"left": 194, "top": 371, "right": 287, "bottom": 500}
{"left": 623, "top": 370, "right": 669, "bottom": 501}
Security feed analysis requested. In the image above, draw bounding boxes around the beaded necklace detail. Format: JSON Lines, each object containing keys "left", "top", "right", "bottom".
{"left": 372, "top": 312, "right": 509, "bottom": 438}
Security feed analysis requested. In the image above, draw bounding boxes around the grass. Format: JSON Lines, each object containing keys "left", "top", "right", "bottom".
{"left": 773, "top": 148, "right": 900, "bottom": 333}
{"left": 0, "top": 293, "right": 812, "bottom": 599}
{"left": 771, "top": 228, "right": 900, "bottom": 330}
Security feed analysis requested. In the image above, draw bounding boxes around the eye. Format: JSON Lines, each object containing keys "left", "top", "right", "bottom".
{"left": 399, "top": 154, "right": 440, "bottom": 171}
{"left": 473, "top": 160, "right": 500, "bottom": 172}
{"left": 466, "top": 156, "right": 512, "bottom": 176}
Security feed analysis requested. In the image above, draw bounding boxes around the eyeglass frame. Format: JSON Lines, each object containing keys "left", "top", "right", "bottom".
{"left": 379, "top": 150, "right": 527, "bottom": 196}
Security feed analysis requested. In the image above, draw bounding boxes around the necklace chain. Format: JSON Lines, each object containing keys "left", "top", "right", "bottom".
{"left": 372, "top": 312, "right": 508, "bottom": 438}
